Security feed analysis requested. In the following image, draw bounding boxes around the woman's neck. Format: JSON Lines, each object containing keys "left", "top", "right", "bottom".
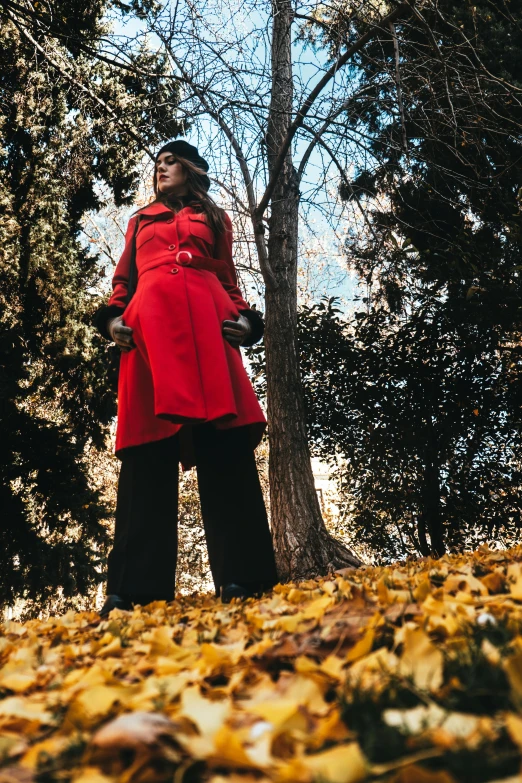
{"left": 161, "top": 193, "right": 196, "bottom": 210}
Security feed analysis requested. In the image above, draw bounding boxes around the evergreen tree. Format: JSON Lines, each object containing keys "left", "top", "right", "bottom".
{"left": 295, "top": 298, "right": 522, "bottom": 561}
{"left": 290, "top": 1, "right": 522, "bottom": 557}
{"left": 0, "top": 3, "right": 182, "bottom": 609}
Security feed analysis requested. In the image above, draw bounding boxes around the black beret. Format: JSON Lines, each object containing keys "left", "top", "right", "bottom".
{"left": 155, "top": 140, "right": 210, "bottom": 190}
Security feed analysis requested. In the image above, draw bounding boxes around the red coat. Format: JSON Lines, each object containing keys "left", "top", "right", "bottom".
{"left": 106, "top": 202, "right": 266, "bottom": 468}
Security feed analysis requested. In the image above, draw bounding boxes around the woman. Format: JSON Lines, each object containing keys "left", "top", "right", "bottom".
{"left": 93, "top": 139, "right": 278, "bottom": 617}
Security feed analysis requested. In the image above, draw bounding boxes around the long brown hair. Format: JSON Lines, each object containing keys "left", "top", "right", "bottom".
{"left": 153, "top": 154, "right": 227, "bottom": 235}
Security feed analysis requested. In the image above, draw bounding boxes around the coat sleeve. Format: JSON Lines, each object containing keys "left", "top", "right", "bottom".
{"left": 92, "top": 216, "right": 137, "bottom": 340}
{"left": 214, "top": 212, "right": 265, "bottom": 347}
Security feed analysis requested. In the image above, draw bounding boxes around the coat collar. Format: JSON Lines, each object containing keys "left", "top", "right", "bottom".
{"left": 136, "top": 201, "right": 174, "bottom": 217}
{"left": 136, "top": 201, "right": 200, "bottom": 217}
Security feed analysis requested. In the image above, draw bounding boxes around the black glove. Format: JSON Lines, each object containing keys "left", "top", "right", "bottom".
{"left": 222, "top": 314, "right": 252, "bottom": 347}
{"left": 107, "top": 316, "right": 135, "bottom": 353}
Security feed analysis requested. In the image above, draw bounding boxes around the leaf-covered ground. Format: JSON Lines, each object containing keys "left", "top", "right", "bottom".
{"left": 2, "top": 547, "right": 522, "bottom": 783}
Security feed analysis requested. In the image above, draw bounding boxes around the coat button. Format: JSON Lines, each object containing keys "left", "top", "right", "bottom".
{"left": 169, "top": 244, "right": 176, "bottom": 250}
{"left": 166, "top": 218, "right": 174, "bottom": 224}
{"left": 171, "top": 268, "right": 178, "bottom": 275}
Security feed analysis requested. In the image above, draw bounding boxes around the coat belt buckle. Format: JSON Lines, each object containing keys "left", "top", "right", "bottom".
{"left": 176, "top": 250, "right": 193, "bottom": 266}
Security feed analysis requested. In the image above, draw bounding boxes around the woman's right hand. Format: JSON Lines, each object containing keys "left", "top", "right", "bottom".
{"left": 107, "top": 316, "right": 135, "bottom": 352}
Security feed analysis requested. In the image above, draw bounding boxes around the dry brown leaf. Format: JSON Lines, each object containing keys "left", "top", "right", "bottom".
{"left": 0, "top": 766, "right": 34, "bottom": 783}
{"left": 480, "top": 572, "right": 506, "bottom": 594}
{"left": 90, "top": 712, "right": 178, "bottom": 751}
{"left": 384, "top": 603, "right": 423, "bottom": 622}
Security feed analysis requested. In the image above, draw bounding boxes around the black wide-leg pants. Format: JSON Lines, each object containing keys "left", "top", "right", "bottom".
{"left": 107, "top": 424, "right": 278, "bottom": 600}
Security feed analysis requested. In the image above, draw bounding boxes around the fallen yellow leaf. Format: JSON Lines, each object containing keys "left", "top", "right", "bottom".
{"left": 71, "top": 767, "right": 115, "bottom": 783}
{"left": 282, "top": 743, "right": 367, "bottom": 783}
{"left": 65, "top": 686, "right": 124, "bottom": 729}
{"left": 398, "top": 626, "right": 444, "bottom": 691}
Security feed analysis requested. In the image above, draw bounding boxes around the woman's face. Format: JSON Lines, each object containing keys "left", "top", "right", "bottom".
{"left": 155, "top": 153, "right": 188, "bottom": 196}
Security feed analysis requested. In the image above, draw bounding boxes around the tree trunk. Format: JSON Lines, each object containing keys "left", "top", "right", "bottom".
{"left": 421, "top": 411, "right": 445, "bottom": 558}
{"left": 264, "top": 0, "right": 362, "bottom": 581}
{"left": 423, "top": 453, "right": 445, "bottom": 557}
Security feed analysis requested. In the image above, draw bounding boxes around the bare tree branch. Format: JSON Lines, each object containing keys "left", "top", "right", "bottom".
{"left": 255, "top": 1, "right": 415, "bottom": 219}
{"left": 155, "top": 25, "right": 277, "bottom": 288}
{"left": 296, "top": 86, "right": 376, "bottom": 182}
{"left": 301, "top": 123, "right": 381, "bottom": 246}
{"left": 389, "top": 20, "right": 408, "bottom": 155}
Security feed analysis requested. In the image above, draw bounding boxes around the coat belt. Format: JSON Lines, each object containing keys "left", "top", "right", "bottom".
{"left": 137, "top": 252, "right": 228, "bottom": 278}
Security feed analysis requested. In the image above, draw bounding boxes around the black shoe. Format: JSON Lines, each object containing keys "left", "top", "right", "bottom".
{"left": 99, "top": 594, "right": 133, "bottom": 618}
{"left": 220, "top": 583, "right": 253, "bottom": 604}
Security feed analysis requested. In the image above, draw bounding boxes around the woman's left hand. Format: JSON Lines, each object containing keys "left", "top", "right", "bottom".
{"left": 222, "top": 314, "right": 252, "bottom": 347}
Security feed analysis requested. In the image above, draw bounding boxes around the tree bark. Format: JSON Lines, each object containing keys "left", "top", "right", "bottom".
{"left": 424, "top": 443, "right": 445, "bottom": 557}
{"left": 420, "top": 404, "right": 445, "bottom": 558}
{"left": 264, "top": 0, "right": 362, "bottom": 581}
